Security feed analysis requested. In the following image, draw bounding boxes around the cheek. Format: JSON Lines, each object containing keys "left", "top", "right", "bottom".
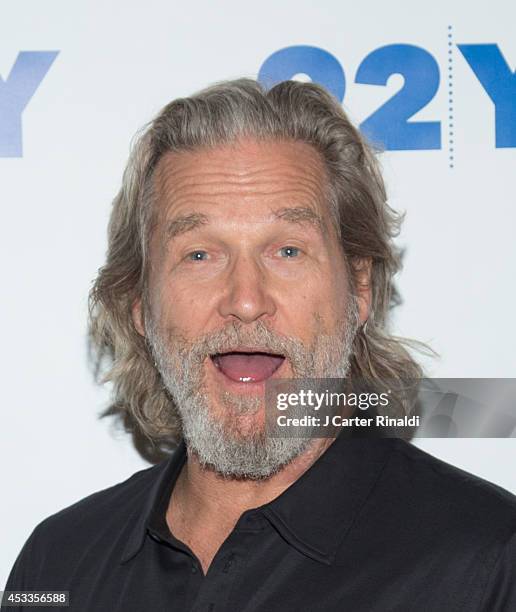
{"left": 147, "top": 274, "right": 217, "bottom": 340}
{"left": 283, "top": 281, "right": 345, "bottom": 340}
{"left": 309, "top": 259, "right": 351, "bottom": 323}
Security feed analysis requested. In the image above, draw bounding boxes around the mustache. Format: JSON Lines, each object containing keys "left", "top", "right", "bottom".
{"left": 177, "top": 320, "right": 310, "bottom": 367}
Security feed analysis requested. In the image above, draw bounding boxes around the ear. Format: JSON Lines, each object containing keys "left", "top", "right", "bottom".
{"left": 352, "top": 257, "right": 372, "bottom": 325}
{"left": 131, "top": 297, "right": 145, "bottom": 337}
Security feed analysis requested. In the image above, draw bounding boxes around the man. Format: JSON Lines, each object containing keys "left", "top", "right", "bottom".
{"left": 4, "top": 79, "right": 515, "bottom": 611}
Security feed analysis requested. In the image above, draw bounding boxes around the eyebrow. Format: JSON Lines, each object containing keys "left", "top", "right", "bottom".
{"left": 272, "top": 206, "right": 325, "bottom": 234}
{"left": 164, "top": 205, "right": 325, "bottom": 244}
{"left": 165, "top": 212, "right": 210, "bottom": 241}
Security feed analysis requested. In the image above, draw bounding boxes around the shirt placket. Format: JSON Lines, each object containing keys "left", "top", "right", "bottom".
{"left": 189, "top": 513, "right": 265, "bottom": 612}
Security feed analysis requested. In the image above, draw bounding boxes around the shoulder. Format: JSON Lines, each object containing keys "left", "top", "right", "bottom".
{"left": 380, "top": 440, "right": 516, "bottom": 610}
{"left": 332, "top": 439, "right": 516, "bottom": 609}
{"left": 386, "top": 439, "right": 516, "bottom": 523}
{"left": 369, "top": 438, "right": 516, "bottom": 561}
{"left": 36, "top": 463, "right": 164, "bottom": 531}
{"left": 4, "top": 460, "right": 169, "bottom": 591}
{"left": 33, "top": 460, "right": 167, "bottom": 544}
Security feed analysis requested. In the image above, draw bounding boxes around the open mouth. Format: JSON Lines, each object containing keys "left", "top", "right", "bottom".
{"left": 210, "top": 350, "right": 285, "bottom": 383}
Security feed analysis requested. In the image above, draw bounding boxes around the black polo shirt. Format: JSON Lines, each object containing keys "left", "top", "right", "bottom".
{"left": 3, "top": 435, "right": 516, "bottom": 611}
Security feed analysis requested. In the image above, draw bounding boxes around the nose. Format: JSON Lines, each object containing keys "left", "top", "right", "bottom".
{"left": 217, "top": 253, "right": 276, "bottom": 324}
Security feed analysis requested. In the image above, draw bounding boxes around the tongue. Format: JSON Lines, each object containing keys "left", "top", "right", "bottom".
{"left": 214, "top": 352, "right": 284, "bottom": 382}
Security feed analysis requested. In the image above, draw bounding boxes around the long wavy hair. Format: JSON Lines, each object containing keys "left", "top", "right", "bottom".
{"left": 88, "top": 78, "right": 433, "bottom": 462}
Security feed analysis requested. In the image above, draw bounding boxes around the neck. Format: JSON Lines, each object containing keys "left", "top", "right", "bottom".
{"left": 166, "top": 437, "right": 335, "bottom": 573}
{"left": 179, "top": 437, "right": 334, "bottom": 515}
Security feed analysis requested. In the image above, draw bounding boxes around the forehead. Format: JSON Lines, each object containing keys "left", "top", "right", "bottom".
{"left": 152, "top": 138, "right": 331, "bottom": 223}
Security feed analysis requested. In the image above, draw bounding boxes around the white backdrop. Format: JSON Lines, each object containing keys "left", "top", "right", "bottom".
{"left": 1, "top": 0, "right": 515, "bottom": 587}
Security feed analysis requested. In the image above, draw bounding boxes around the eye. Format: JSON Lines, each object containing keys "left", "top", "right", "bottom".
{"left": 279, "top": 246, "right": 301, "bottom": 258}
{"left": 187, "top": 250, "right": 209, "bottom": 261}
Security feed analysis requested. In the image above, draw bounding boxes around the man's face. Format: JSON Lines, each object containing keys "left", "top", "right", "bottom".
{"left": 133, "top": 138, "right": 370, "bottom": 478}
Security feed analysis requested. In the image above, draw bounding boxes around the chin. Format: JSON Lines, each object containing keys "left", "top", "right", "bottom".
{"left": 209, "top": 399, "right": 267, "bottom": 438}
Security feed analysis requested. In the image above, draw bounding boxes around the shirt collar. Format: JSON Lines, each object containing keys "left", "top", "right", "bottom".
{"left": 120, "top": 434, "right": 395, "bottom": 566}
{"left": 261, "top": 435, "right": 395, "bottom": 565}
{"left": 120, "top": 440, "right": 187, "bottom": 564}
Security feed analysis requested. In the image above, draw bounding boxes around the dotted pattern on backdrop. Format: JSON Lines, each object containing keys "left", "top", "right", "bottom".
{"left": 448, "top": 25, "right": 454, "bottom": 169}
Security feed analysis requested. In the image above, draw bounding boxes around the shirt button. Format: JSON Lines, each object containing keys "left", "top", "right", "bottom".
{"left": 191, "top": 564, "right": 198, "bottom": 574}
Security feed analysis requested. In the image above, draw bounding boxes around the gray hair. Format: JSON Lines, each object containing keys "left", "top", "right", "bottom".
{"left": 88, "top": 78, "right": 432, "bottom": 462}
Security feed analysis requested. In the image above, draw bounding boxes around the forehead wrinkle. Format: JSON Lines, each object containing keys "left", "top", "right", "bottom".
{"left": 160, "top": 170, "right": 324, "bottom": 201}
{"left": 155, "top": 146, "right": 326, "bottom": 194}
{"left": 156, "top": 167, "right": 327, "bottom": 212}
{"left": 156, "top": 184, "right": 331, "bottom": 244}
{"left": 153, "top": 141, "right": 333, "bottom": 232}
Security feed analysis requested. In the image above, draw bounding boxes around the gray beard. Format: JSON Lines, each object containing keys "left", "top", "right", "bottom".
{"left": 145, "top": 300, "right": 359, "bottom": 480}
